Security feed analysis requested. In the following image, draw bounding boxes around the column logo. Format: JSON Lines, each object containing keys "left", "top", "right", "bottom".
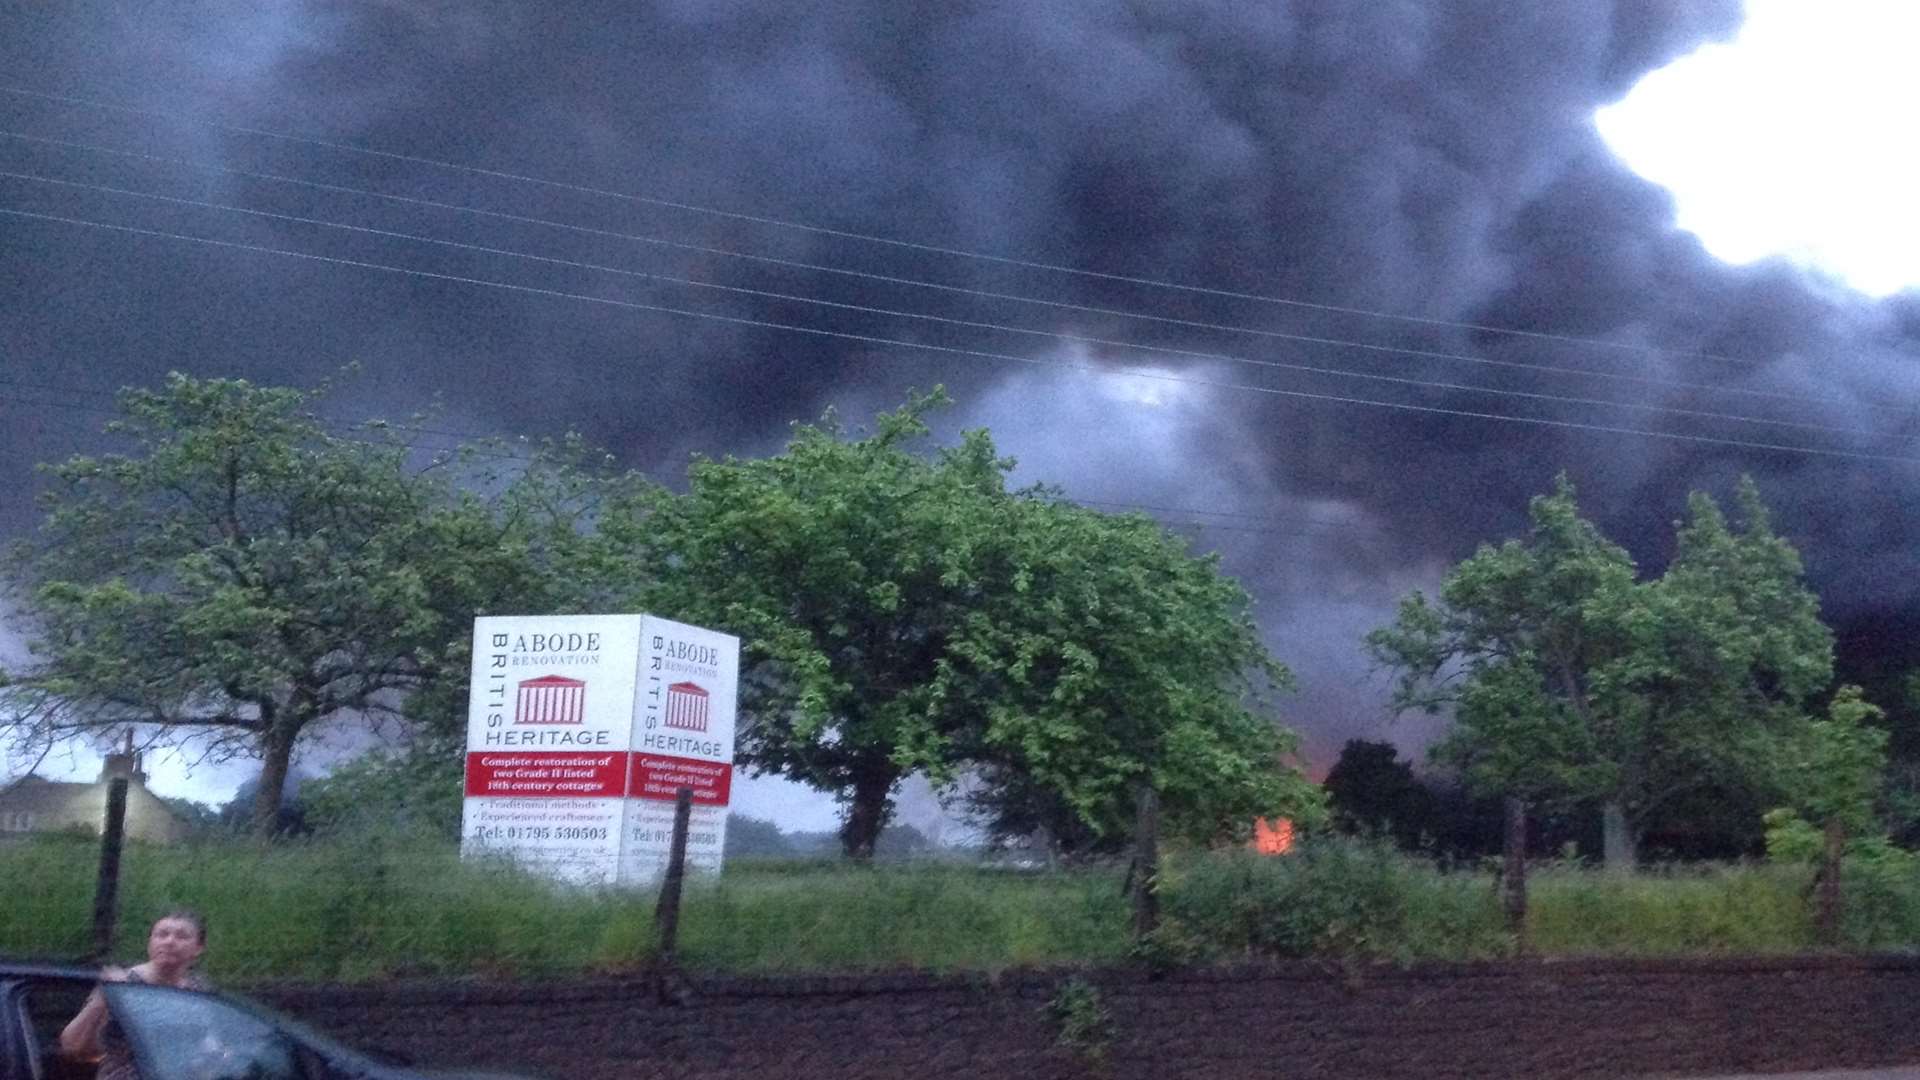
{"left": 663, "top": 681, "right": 710, "bottom": 732}
{"left": 515, "top": 675, "right": 587, "bottom": 725}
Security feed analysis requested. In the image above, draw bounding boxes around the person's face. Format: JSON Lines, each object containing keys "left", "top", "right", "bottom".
{"left": 147, "top": 918, "right": 205, "bottom": 969}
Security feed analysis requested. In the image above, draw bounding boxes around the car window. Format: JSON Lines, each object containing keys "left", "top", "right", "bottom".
{"left": 230, "top": 1004, "right": 393, "bottom": 1073}
{"left": 102, "top": 984, "right": 301, "bottom": 1080}
{"left": 4, "top": 983, "right": 41, "bottom": 1080}
{"left": 19, "top": 978, "right": 96, "bottom": 1080}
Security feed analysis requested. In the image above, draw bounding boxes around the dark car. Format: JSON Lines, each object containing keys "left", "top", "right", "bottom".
{"left": 0, "top": 964, "right": 532, "bottom": 1080}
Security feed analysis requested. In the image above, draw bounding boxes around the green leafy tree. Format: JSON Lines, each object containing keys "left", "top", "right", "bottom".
{"left": 1756, "top": 687, "right": 1896, "bottom": 942}
{"left": 1366, "top": 476, "right": 1626, "bottom": 845}
{"left": 1599, "top": 482, "right": 1835, "bottom": 863}
{"left": 1754, "top": 686, "right": 1890, "bottom": 836}
{"left": 618, "top": 391, "right": 1321, "bottom": 857}
{"left": 3, "top": 374, "right": 626, "bottom": 835}
{"left": 951, "top": 495, "right": 1322, "bottom": 850}
{"left": 156, "top": 795, "right": 222, "bottom": 836}
{"left": 723, "top": 814, "right": 795, "bottom": 859}
{"left": 1368, "top": 474, "right": 1838, "bottom": 871}
{"left": 958, "top": 762, "right": 1125, "bottom": 860}
{"left": 301, "top": 735, "right": 466, "bottom": 839}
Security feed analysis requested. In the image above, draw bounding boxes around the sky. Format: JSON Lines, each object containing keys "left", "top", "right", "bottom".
{"left": 2, "top": 1, "right": 1918, "bottom": 834}
{"left": 1596, "top": 0, "right": 1920, "bottom": 297}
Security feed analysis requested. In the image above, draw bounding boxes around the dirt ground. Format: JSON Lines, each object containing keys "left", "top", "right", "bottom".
{"left": 255, "top": 955, "right": 1920, "bottom": 1080}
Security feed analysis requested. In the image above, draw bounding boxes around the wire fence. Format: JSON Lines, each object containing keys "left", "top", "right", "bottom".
{"left": 6, "top": 816, "right": 1918, "bottom": 985}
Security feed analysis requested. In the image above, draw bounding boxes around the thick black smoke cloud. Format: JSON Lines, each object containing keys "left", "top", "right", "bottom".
{"left": 4, "top": 0, "right": 1918, "bottom": 781}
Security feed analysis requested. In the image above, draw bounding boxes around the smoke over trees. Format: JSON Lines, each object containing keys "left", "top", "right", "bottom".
{"left": 2, "top": 1, "right": 1917, "bottom": 797}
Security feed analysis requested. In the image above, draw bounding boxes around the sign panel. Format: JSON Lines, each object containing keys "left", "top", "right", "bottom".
{"left": 460, "top": 614, "right": 739, "bottom": 887}
{"left": 461, "top": 615, "right": 639, "bottom": 885}
{"left": 621, "top": 615, "right": 739, "bottom": 881}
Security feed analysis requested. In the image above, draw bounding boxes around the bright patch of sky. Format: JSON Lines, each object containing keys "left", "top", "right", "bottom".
{"left": 9, "top": 733, "right": 848, "bottom": 831}
{"left": 1595, "top": 0, "right": 1920, "bottom": 297}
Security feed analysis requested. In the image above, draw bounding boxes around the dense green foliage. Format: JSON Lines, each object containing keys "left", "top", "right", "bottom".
{"left": 10, "top": 373, "right": 1905, "bottom": 892}
{"left": 300, "top": 735, "right": 466, "bottom": 840}
{"left": 615, "top": 390, "right": 1322, "bottom": 856}
{"left": 3, "top": 374, "right": 631, "bottom": 833}
{"left": 1368, "top": 475, "right": 1855, "bottom": 870}
{"left": 1156, "top": 837, "right": 1510, "bottom": 964}
{"left": 4, "top": 375, "right": 1319, "bottom": 857}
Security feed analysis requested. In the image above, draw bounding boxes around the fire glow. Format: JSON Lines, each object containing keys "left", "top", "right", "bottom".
{"left": 1251, "top": 817, "right": 1295, "bottom": 855}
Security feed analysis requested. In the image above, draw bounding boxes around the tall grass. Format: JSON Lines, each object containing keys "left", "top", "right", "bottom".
{"left": 0, "top": 832, "right": 1127, "bottom": 981}
{"left": 4, "top": 830, "right": 1914, "bottom": 982}
{"left": 666, "top": 859, "right": 1129, "bottom": 974}
{"left": 1527, "top": 862, "right": 1813, "bottom": 955}
{"left": 1, "top": 831, "right": 649, "bottom": 981}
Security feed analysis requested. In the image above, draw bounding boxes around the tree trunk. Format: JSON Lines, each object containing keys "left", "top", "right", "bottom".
{"left": 1502, "top": 797, "right": 1529, "bottom": 953}
{"left": 1601, "top": 800, "right": 1638, "bottom": 872}
{"left": 251, "top": 722, "right": 299, "bottom": 837}
{"left": 839, "top": 763, "right": 898, "bottom": 860}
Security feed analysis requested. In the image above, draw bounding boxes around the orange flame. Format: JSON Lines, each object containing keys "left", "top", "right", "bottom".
{"left": 1251, "top": 817, "right": 1294, "bottom": 855}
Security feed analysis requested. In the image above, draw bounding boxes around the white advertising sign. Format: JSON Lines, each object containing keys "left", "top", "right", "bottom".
{"left": 460, "top": 614, "right": 739, "bottom": 887}
{"left": 621, "top": 615, "right": 739, "bottom": 881}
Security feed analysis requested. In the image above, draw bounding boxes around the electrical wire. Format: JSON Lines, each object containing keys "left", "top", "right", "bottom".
{"left": 4, "top": 128, "right": 1897, "bottom": 418}
{"left": 0, "top": 82, "right": 1817, "bottom": 372}
{"left": 6, "top": 203, "right": 1918, "bottom": 465}
{"left": 0, "top": 167, "right": 1884, "bottom": 441}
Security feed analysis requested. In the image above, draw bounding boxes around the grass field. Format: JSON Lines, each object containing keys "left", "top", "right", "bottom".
{"left": 3, "top": 831, "right": 1914, "bottom": 982}
{"left": 0, "top": 832, "right": 1131, "bottom": 981}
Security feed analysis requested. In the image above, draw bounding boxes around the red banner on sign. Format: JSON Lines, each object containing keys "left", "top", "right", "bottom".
{"left": 628, "top": 752, "right": 733, "bottom": 806}
{"left": 464, "top": 751, "right": 628, "bottom": 798}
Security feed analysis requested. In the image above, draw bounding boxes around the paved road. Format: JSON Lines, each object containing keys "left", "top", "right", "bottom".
{"left": 1679, "top": 1070, "right": 1920, "bottom": 1079}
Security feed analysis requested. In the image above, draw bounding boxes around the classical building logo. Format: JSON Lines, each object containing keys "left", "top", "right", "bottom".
{"left": 663, "top": 681, "right": 711, "bottom": 733}
{"left": 515, "top": 675, "right": 587, "bottom": 725}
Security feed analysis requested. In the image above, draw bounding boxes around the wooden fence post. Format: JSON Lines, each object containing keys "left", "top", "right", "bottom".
{"left": 653, "top": 786, "right": 695, "bottom": 1004}
{"left": 1501, "top": 796, "right": 1529, "bottom": 954}
{"left": 1131, "top": 784, "right": 1160, "bottom": 943}
{"left": 1817, "top": 817, "right": 1845, "bottom": 947}
{"left": 90, "top": 778, "right": 129, "bottom": 962}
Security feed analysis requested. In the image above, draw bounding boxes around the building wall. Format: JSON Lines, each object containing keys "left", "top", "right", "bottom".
{"left": 0, "top": 776, "right": 189, "bottom": 844}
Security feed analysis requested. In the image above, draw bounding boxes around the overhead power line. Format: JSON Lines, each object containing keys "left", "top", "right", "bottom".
{"left": 0, "top": 82, "right": 1796, "bottom": 372}
{"left": 0, "top": 167, "right": 1884, "bottom": 442}
{"left": 1060, "top": 496, "right": 1384, "bottom": 537}
{"left": 6, "top": 128, "right": 1889, "bottom": 418}
{"left": 6, "top": 203, "right": 1918, "bottom": 466}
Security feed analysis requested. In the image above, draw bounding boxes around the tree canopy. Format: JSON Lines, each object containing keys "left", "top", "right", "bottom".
{"left": 617, "top": 390, "right": 1322, "bottom": 856}
{"left": 2, "top": 373, "right": 623, "bottom": 833}
{"left": 950, "top": 495, "right": 1323, "bottom": 850}
{"left": 1368, "top": 474, "right": 1843, "bottom": 869}
{"left": 7, "top": 376, "right": 1317, "bottom": 854}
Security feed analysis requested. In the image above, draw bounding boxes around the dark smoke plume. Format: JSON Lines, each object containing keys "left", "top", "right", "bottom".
{"left": 3, "top": 0, "right": 1916, "bottom": 782}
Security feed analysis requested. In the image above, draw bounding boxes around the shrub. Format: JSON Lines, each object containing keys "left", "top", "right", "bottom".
{"left": 1047, "top": 976, "right": 1113, "bottom": 1067}
{"left": 1762, "top": 808, "right": 1920, "bottom": 948}
{"left": 1159, "top": 835, "right": 1505, "bottom": 963}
